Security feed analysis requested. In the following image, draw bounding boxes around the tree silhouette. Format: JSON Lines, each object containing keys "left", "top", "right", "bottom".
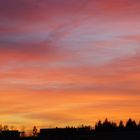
{"left": 95, "top": 120, "right": 103, "bottom": 131}
{"left": 126, "top": 118, "right": 137, "bottom": 130}
{"left": 33, "top": 126, "right": 38, "bottom": 136}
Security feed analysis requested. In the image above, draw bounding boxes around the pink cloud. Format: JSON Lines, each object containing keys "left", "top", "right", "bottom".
{"left": 0, "top": 0, "right": 140, "bottom": 129}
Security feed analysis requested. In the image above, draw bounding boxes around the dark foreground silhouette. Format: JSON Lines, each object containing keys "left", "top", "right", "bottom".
{"left": 1, "top": 118, "right": 140, "bottom": 140}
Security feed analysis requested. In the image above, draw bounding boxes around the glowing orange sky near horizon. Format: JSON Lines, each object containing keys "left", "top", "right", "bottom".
{"left": 0, "top": 0, "right": 140, "bottom": 130}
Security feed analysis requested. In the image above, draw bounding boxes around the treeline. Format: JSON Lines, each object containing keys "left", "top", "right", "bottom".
{"left": 1, "top": 118, "right": 140, "bottom": 140}
{"left": 95, "top": 118, "right": 139, "bottom": 132}
{"left": 1, "top": 118, "right": 140, "bottom": 133}
{"left": 37, "top": 118, "right": 140, "bottom": 140}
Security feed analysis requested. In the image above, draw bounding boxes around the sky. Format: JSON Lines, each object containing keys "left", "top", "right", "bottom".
{"left": 0, "top": 0, "right": 140, "bottom": 131}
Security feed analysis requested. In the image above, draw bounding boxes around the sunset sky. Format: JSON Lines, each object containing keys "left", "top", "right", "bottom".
{"left": 0, "top": 0, "right": 140, "bottom": 131}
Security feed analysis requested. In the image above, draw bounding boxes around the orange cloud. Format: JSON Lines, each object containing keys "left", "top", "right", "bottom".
{"left": 0, "top": 0, "right": 140, "bottom": 131}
